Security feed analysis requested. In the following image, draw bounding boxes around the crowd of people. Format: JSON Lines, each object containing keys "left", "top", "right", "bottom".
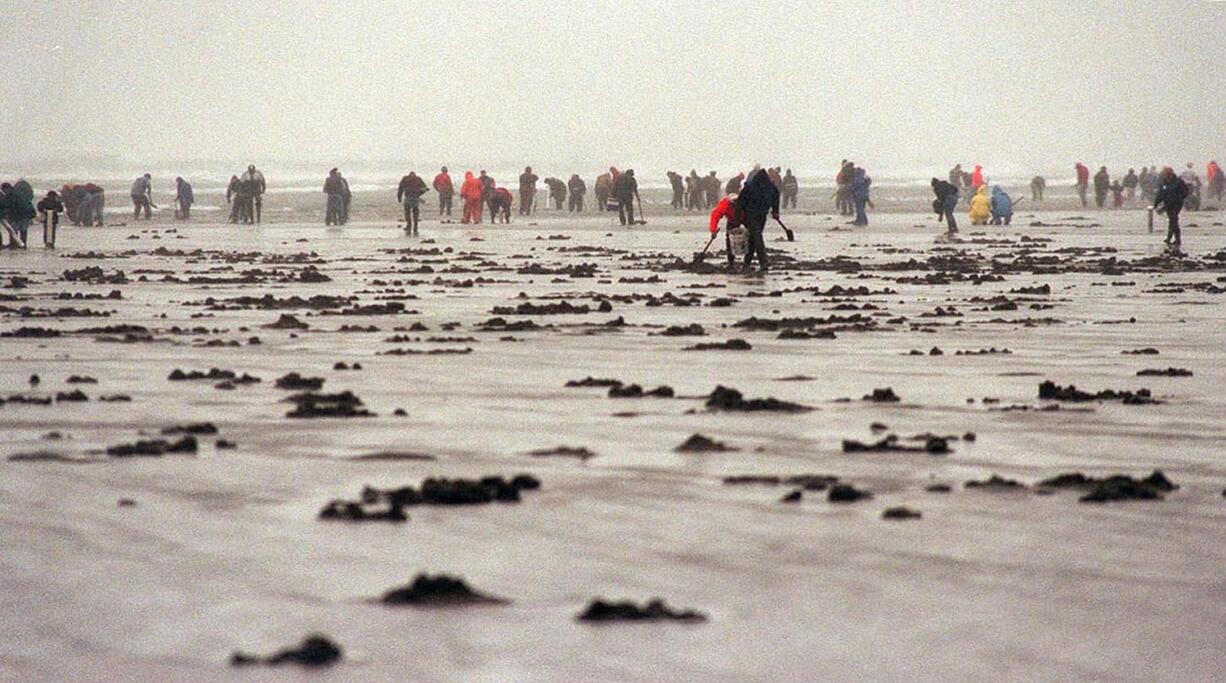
{"left": 2, "top": 158, "right": 1221, "bottom": 253}
{"left": 395, "top": 166, "right": 645, "bottom": 227}
{"left": 924, "top": 160, "right": 1220, "bottom": 248}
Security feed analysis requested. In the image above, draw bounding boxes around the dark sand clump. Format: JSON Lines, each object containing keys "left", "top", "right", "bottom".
{"left": 379, "top": 574, "right": 508, "bottom": 607}
{"left": 576, "top": 598, "right": 706, "bottom": 623}
{"left": 705, "top": 385, "right": 811, "bottom": 412}
{"left": 230, "top": 634, "right": 342, "bottom": 668}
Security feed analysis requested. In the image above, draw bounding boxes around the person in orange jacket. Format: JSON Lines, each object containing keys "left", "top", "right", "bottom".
{"left": 709, "top": 192, "right": 745, "bottom": 270}
{"left": 433, "top": 167, "right": 454, "bottom": 217}
{"left": 460, "top": 171, "right": 484, "bottom": 224}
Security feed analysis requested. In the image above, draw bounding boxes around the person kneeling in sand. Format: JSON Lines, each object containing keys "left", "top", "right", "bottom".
{"left": 969, "top": 186, "right": 990, "bottom": 225}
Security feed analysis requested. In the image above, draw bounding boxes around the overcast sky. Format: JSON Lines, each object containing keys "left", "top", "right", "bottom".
{"left": 4, "top": 1, "right": 1224, "bottom": 176}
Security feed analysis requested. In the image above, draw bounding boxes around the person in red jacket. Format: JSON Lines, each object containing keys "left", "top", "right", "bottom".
{"left": 1207, "top": 161, "right": 1224, "bottom": 203}
{"left": 970, "top": 165, "right": 985, "bottom": 190}
{"left": 460, "top": 171, "right": 484, "bottom": 224}
{"left": 432, "top": 167, "right": 454, "bottom": 217}
{"left": 709, "top": 193, "right": 745, "bottom": 270}
{"left": 1074, "top": 162, "right": 1090, "bottom": 207}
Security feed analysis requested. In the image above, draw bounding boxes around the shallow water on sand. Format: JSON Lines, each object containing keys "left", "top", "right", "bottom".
{"left": 1, "top": 211, "right": 1224, "bottom": 681}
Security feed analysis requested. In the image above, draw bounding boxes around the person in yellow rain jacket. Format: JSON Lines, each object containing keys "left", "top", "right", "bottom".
{"left": 969, "top": 185, "right": 991, "bottom": 225}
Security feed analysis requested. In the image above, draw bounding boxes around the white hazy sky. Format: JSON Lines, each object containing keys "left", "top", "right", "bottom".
{"left": 4, "top": 1, "right": 1224, "bottom": 176}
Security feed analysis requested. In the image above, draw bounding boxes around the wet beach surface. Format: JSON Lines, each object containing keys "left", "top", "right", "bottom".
{"left": 1, "top": 211, "right": 1224, "bottom": 681}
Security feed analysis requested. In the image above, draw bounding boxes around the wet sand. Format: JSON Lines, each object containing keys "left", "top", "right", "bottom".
{"left": 1, "top": 210, "right": 1224, "bottom": 681}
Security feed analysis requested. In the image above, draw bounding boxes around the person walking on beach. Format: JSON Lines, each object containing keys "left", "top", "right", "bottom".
{"left": 932, "top": 178, "right": 960, "bottom": 235}
{"left": 518, "top": 167, "right": 539, "bottom": 215}
{"left": 226, "top": 175, "right": 242, "bottom": 223}
{"left": 836, "top": 160, "right": 853, "bottom": 215}
{"left": 567, "top": 175, "right": 586, "bottom": 212}
{"left": 323, "top": 168, "right": 345, "bottom": 225}
{"left": 737, "top": 169, "right": 780, "bottom": 272}
{"left": 174, "top": 177, "right": 193, "bottom": 220}
{"left": 241, "top": 165, "right": 266, "bottom": 223}
{"left": 130, "top": 173, "right": 153, "bottom": 220}
{"left": 479, "top": 171, "right": 495, "bottom": 201}
{"left": 433, "top": 167, "right": 454, "bottom": 217}
{"left": 667, "top": 171, "right": 684, "bottom": 209}
{"left": 686, "top": 170, "right": 703, "bottom": 210}
{"left": 397, "top": 171, "right": 429, "bottom": 235}
{"left": 704, "top": 171, "right": 720, "bottom": 208}
{"left": 1208, "top": 161, "right": 1225, "bottom": 203}
{"left": 1030, "top": 175, "right": 1046, "bottom": 201}
{"left": 339, "top": 172, "right": 352, "bottom": 224}
{"left": 850, "top": 166, "right": 871, "bottom": 226}
{"left": 613, "top": 169, "right": 640, "bottom": 226}
{"left": 1074, "top": 162, "right": 1090, "bottom": 207}
{"left": 1141, "top": 166, "right": 1159, "bottom": 204}
{"left": 460, "top": 171, "right": 483, "bottom": 224}
{"left": 1122, "top": 168, "right": 1139, "bottom": 203}
{"left": 1154, "top": 167, "right": 1188, "bottom": 247}
{"left": 1093, "top": 166, "right": 1110, "bottom": 209}
{"left": 781, "top": 169, "right": 798, "bottom": 209}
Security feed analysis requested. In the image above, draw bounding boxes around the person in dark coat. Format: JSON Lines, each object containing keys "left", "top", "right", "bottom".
{"left": 175, "top": 177, "right": 194, "bottom": 220}
{"left": 518, "top": 166, "right": 539, "bottom": 215}
{"left": 667, "top": 171, "right": 684, "bottom": 209}
{"left": 37, "top": 190, "right": 64, "bottom": 247}
{"left": 613, "top": 169, "right": 640, "bottom": 226}
{"left": 725, "top": 172, "right": 745, "bottom": 196}
{"left": 567, "top": 174, "right": 586, "bottom": 212}
{"left": 781, "top": 169, "right": 799, "bottom": 209}
{"left": 544, "top": 177, "right": 566, "bottom": 210}
{"left": 130, "top": 173, "right": 153, "bottom": 220}
{"left": 1, "top": 182, "right": 36, "bottom": 248}
{"left": 931, "top": 178, "right": 960, "bottom": 234}
{"left": 323, "top": 169, "right": 344, "bottom": 225}
{"left": 737, "top": 169, "right": 780, "bottom": 272}
{"left": 490, "top": 187, "right": 514, "bottom": 224}
{"left": 397, "top": 171, "right": 429, "bottom": 235}
{"left": 1153, "top": 167, "right": 1189, "bottom": 247}
{"left": 1093, "top": 167, "right": 1110, "bottom": 209}
{"left": 226, "top": 175, "right": 242, "bottom": 223}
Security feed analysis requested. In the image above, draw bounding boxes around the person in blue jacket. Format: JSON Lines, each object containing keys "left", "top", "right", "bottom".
{"left": 850, "top": 167, "right": 871, "bottom": 226}
{"left": 989, "top": 186, "right": 1013, "bottom": 226}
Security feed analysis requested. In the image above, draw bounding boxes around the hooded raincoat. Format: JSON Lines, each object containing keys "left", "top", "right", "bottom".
{"left": 990, "top": 186, "right": 1012, "bottom": 223}
{"left": 460, "top": 172, "right": 484, "bottom": 224}
{"left": 969, "top": 186, "right": 991, "bottom": 224}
